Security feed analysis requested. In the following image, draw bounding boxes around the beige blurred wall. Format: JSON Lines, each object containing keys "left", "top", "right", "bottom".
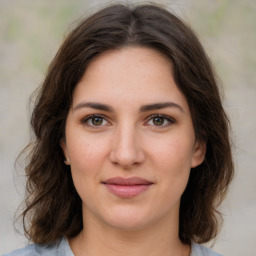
{"left": 0, "top": 0, "right": 255, "bottom": 255}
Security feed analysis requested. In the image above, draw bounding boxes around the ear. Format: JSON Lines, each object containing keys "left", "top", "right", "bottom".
{"left": 191, "top": 140, "right": 206, "bottom": 168}
{"left": 60, "top": 138, "right": 70, "bottom": 165}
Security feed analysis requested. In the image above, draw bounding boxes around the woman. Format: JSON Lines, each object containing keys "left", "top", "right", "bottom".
{"left": 3, "top": 3, "right": 233, "bottom": 256}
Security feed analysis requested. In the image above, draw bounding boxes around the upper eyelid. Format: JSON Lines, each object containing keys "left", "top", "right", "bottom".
{"left": 144, "top": 114, "right": 175, "bottom": 127}
{"left": 146, "top": 114, "right": 175, "bottom": 121}
{"left": 84, "top": 113, "right": 108, "bottom": 117}
{"left": 81, "top": 114, "right": 110, "bottom": 124}
{"left": 83, "top": 113, "right": 106, "bottom": 119}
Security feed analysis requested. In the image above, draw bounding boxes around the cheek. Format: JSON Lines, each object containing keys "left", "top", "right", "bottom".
{"left": 152, "top": 136, "right": 194, "bottom": 168}
{"left": 67, "top": 135, "right": 112, "bottom": 196}
{"left": 150, "top": 136, "right": 193, "bottom": 190}
{"left": 68, "top": 133, "right": 108, "bottom": 165}
{"left": 68, "top": 139, "right": 106, "bottom": 198}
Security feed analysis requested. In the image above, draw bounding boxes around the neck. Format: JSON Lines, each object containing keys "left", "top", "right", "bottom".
{"left": 69, "top": 211, "right": 190, "bottom": 256}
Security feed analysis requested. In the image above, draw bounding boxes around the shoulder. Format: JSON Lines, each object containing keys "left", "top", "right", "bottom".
{"left": 191, "top": 243, "right": 223, "bottom": 256}
{"left": 1, "top": 237, "right": 73, "bottom": 256}
{"left": 1, "top": 244, "right": 34, "bottom": 256}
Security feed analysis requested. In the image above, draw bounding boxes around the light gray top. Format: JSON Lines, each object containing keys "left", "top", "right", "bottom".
{"left": 2, "top": 237, "right": 223, "bottom": 256}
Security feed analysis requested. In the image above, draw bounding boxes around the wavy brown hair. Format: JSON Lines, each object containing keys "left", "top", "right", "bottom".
{"left": 20, "top": 3, "right": 233, "bottom": 245}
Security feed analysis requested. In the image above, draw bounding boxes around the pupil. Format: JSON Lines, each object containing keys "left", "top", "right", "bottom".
{"left": 153, "top": 117, "right": 164, "bottom": 126}
{"left": 92, "top": 117, "right": 103, "bottom": 125}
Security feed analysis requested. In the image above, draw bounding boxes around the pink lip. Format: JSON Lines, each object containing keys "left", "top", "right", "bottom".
{"left": 102, "top": 177, "right": 153, "bottom": 198}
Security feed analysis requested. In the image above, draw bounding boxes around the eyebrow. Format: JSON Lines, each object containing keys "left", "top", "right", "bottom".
{"left": 140, "top": 102, "right": 184, "bottom": 112}
{"left": 73, "top": 102, "right": 114, "bottom": 112}
{"left": 73, "top": 101, "right": 183, "bottom": 113}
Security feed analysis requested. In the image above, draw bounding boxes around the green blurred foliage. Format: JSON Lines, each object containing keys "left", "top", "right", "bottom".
{"left": 0, "top": 0, "right": 255, "bottom": 86}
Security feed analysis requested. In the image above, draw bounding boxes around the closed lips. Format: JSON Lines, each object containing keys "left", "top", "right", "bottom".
{"left": 102, "top": 177, "right": 153, "bottom": 198}
{"left": 102, "top": 177, "right": 153, "bottom": 185}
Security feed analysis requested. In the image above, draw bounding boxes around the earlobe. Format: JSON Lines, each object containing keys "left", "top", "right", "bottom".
{"left": 60, "top": 138, "right": 70, "bottom": 165}
{"left": 191, "top": 141, "right": 206, "bottom": 168}
{"left": 64, "top": 158, "right": 70, "bottom": 165}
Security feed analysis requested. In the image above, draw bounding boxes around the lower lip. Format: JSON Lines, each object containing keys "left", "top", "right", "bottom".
{"left": 104, "top": 184, "right": 152, "bottom": 198}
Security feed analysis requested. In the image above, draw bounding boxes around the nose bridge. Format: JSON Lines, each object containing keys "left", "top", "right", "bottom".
{"left": 110, "top": 122, "right": 144, "bottom": 168}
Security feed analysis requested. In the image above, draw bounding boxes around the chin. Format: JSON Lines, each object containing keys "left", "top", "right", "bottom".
{"left": 103, "top": 207, "right": 155, "bottom": 231}
{"left": 108, "top": 218, "right": 149, "bottom": 231}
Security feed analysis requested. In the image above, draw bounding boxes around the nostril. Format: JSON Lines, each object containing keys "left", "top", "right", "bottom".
{"left": 109, "top": 134, "right": 146, "bottom": 168}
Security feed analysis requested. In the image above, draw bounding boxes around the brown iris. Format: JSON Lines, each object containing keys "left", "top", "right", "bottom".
{"left": 92, "top": 117, "right": 104, "bottom": 126}
{"left": 152, "top": 117, "right": 164, "bottom": 126}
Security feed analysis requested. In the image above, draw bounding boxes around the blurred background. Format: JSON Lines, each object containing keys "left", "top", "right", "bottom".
{"left": 0, "top": 0, "right": 255, "bottom": 255}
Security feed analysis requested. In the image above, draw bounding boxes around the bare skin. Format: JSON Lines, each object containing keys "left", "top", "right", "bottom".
{"left": 61, "top": 46, "right": 205, "bottom": 256}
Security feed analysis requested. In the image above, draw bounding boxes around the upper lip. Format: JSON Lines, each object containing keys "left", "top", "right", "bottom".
{"left": 102, "top": 177, "right": 153, "bottom": 185}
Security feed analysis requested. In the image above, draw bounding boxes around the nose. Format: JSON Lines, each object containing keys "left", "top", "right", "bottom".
{"left": 109, "top": 124, "right": 145, "bottom": 169}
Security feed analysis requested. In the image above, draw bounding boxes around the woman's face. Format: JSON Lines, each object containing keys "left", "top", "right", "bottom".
{"left": 61, "top": 47, "right": 205, "bottom": 231}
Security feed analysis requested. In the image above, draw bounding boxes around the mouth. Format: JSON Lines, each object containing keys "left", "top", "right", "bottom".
{"left": 102, "top": 177, "right": 154, "bottom": 198}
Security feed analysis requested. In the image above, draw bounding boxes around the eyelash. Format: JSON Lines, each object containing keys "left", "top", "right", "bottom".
{"left": 145, "top": 114, "right": 175, "bottom": 127}
{"left": 80, "top": 114, "right": 175, "bottom": 128}
{"left": 81, "top": 114, "right": 109, "bottom": 128}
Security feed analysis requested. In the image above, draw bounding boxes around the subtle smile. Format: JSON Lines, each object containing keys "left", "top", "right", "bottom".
{"left": 102, "top": 177, "right": 154, "bottom": 198}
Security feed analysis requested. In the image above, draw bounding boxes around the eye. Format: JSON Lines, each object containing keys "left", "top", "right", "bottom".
{"left": 81, "top": 114, "right": 109, "bottom": 127}
{"left": 146, "top": 114, "right": 175, "bottom": 127}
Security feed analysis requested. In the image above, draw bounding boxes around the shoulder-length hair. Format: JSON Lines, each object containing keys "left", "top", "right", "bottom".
{"left": 20, "top": 3, "right": 233, "bottom": 245}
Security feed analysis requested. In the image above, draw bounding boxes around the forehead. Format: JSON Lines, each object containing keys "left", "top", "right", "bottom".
{"left": 72, "top": 46, "right": 189, "bottom": 112}
{"left": 80, "top": 46, "right": 173, "bottom": 82}
{"left": 89, "top": 46, "right": 172, "bottom": 70}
